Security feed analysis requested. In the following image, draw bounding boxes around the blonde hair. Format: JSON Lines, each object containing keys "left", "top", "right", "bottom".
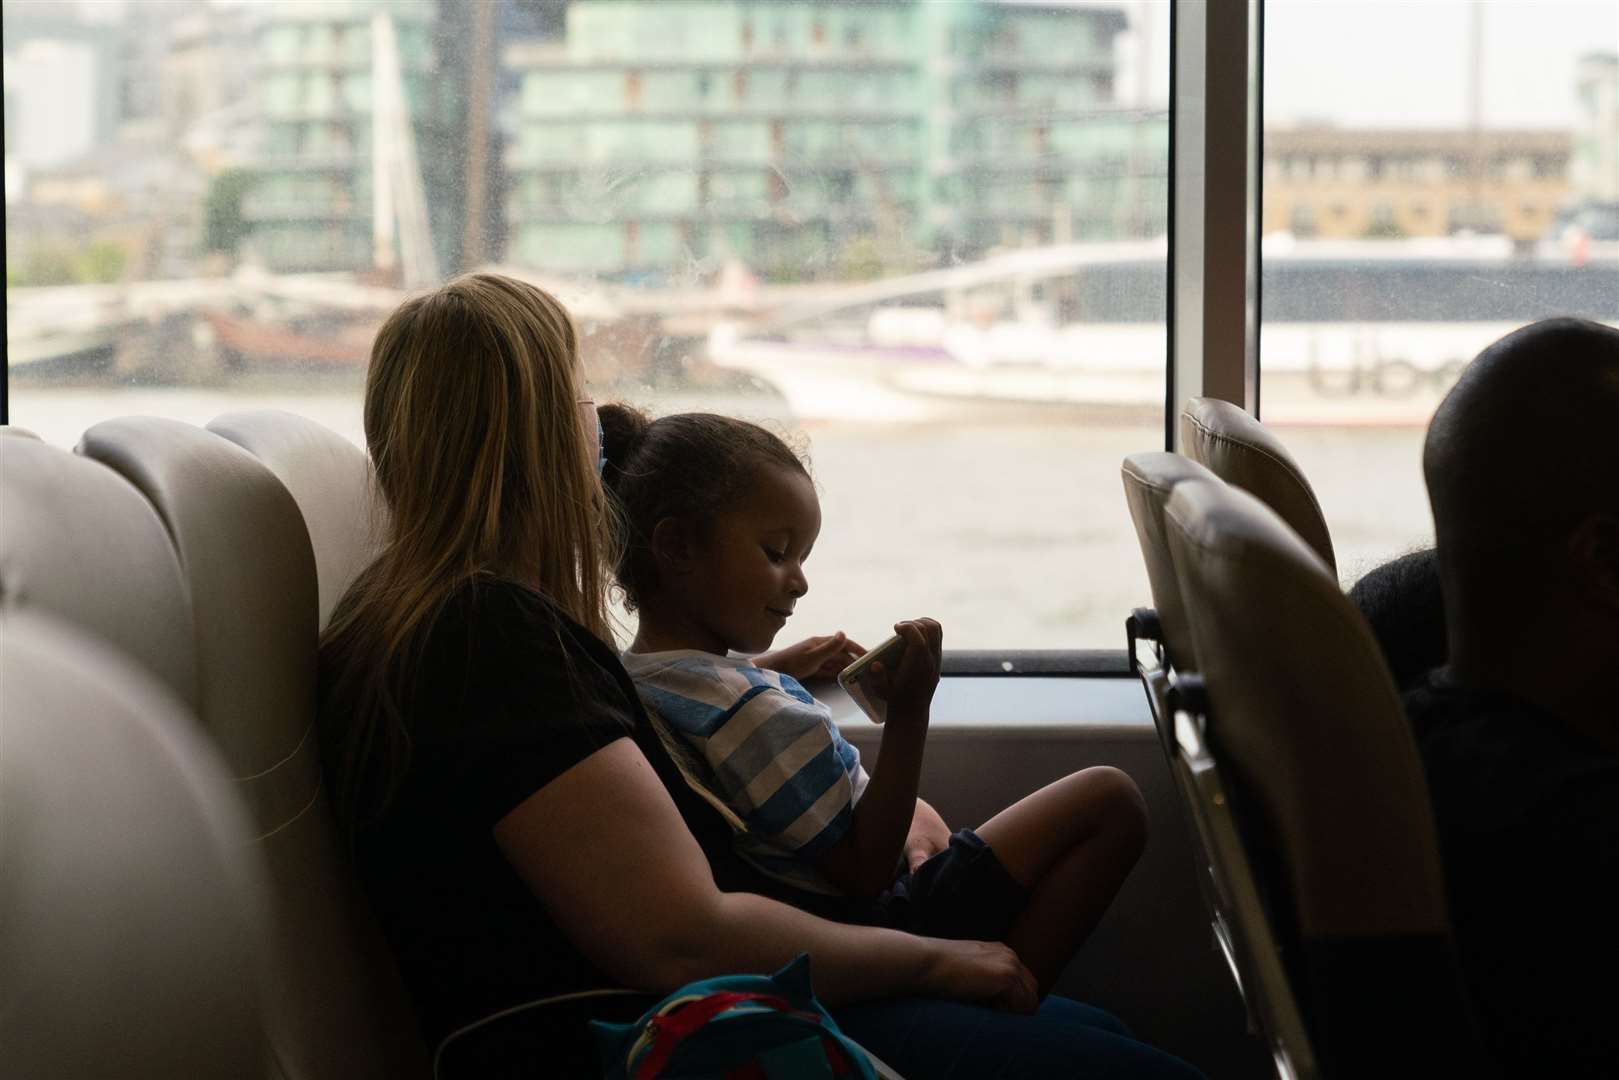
{"left": 320, "top": 272, "right": 614, "bottom": 830}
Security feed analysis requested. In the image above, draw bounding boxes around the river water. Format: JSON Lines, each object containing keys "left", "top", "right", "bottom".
{"left": 7, "top": 383, "right": 1432, "bottom": 649}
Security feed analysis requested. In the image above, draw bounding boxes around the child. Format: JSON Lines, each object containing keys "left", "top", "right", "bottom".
{"left": 600, "top": 403, "right": 1148, "bottom": 995}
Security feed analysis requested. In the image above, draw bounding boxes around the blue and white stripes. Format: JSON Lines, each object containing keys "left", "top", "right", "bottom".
{"left": 623, "top": 649, "right": 869, "bottom": 894}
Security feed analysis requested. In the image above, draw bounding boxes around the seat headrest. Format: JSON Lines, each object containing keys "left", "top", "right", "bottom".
{"left": 0, "top": 611, "right": 266, "bottom": 1078}
{"left": 0, "top": 434, "right": 198, "bottom": 706}
{"left": 77, "top": 418, "right": 318, "bottom": 797}
{"left": 1178, "top": 397, "right": 1336, "bottom": 572}
{"left": 77, "top": 418, "right": 431, "bottom": 1078}
{"left": 208, "top": 410, "right": 383, "bottom": 629}
{"left": 1120, "top": 451, "right": 1219, "bottom": 669}
{"left": 1163, "top": 479, "right": 1448, "bottom": 940}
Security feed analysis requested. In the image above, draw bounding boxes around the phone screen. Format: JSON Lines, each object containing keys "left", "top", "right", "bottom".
{"left": 837, "top": 634, "right": 906, "bottom": 723}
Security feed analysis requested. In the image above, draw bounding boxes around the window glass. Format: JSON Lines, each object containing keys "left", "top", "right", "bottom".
{"left": 1261, "top": 1, "right": 1619, "bottom": 585}
{"left": 5, "top": 0, "right": 1168, "bottom": 649}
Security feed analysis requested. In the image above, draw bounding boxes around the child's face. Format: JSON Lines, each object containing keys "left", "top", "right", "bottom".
{"left": 686, "top": 465, "right": 821, "bottom": 655}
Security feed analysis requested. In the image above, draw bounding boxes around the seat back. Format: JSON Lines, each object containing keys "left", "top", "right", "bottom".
{"left": 1, "top": 610, "right": 266, "bottom": 1079}
{"left": 77, "top": 417, "right": 429, "bottom": 1080}
{"left": 208, "top": 409, "right": 384, "bottom": 629}
{"left": 0, "top": 434, "right": 197, "bottom": 706}
{"left": 1178, "top": 397, "right": 1336, "bottom": 572}
{"left": 1162, "top": 479, "right": 1481, "bottom": 1074}
{"left": 1120, "top": 451, "right": 1219, "bottom": 671}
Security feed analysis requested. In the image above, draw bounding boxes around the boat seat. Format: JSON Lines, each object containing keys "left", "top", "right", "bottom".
{"left": 0, "top": 433, "right": 197, "bottom": 706}
{"left": 78, "top": 417, "right": 429, "bottom": 1080}
{"left": 1, "top": 610, "right": 265, "bottom": 1079}
{"left": 1178, "top": 397, "right": 1336, "bottom": 572}
{"left": 1120, "top": 451, "right": 1219, "bottom": 672}
{"left": 1162, "top": 478, "right": 1485, "bottom": 1075}
{"left": 208, "top": 409, "right": 384, "bottom": 630}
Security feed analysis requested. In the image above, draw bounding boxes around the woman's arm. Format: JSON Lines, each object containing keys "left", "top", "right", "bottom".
{"left": 494, "top": 737, "right": 1035, "bottom": 1011}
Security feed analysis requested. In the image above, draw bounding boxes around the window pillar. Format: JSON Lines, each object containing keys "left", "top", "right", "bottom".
{"left": 1168, "top": 0, "right": 1262, "bottom": 448}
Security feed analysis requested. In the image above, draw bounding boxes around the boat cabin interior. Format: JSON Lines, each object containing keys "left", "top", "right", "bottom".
{"left": 3, "top": 0, "right": 1615, "bottom": 1077}
{"left": 0, "top": 395, "right": 1497, "bottom": 1078}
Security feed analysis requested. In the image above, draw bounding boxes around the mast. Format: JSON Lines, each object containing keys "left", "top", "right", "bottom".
{"left": 371, "top": 10, "right": 440, "bottom": 288}
{"left": 461, "top": 0, "right": 495, "bottom": 269}
{"left": 371, "top": 12, "right": 397, "bottom": 276}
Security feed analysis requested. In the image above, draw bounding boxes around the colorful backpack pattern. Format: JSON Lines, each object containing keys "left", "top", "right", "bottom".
{"left": 592, "top": 955, "right": 880, "bottom": 1080}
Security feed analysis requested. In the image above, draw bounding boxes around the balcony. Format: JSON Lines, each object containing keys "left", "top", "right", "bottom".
{"left": 515, "top": 102, "right": 920, "bottom": 123}
{"left": 252, "top": 152, "right": 362, "bottom": 173}
{"left": 241, "top": 196, "right": 367, "bottom": 223}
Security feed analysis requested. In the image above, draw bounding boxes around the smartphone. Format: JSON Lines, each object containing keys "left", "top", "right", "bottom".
{"left": 837, "top": 633, "right": 906, "bottom": 724}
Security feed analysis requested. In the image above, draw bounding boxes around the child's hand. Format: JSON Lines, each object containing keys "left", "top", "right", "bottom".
{"left": 868, "top": 618, "right": 942, "bottom": 721}
{"left": 753, "top": 632, "right": 864, "bottom": 682}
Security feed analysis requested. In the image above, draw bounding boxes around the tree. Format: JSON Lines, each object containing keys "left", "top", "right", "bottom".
{"left": 204, "top": 169, "right": 257, "bottom": 254}
{"left": 836, "top": 234, "right": 886, "bottom": 281}
{"left": 75, "top": 243, "right": 127, "bottom": 284}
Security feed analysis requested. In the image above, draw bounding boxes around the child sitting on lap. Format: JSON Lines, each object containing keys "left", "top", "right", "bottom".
{"left": 600, "top": 404, "right": 1148, "bottom": 996}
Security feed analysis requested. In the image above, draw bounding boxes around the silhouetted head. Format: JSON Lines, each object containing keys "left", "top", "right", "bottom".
{"left": 1348, "top": 547, "right": 1447, "bottom": 691}
{"left": 1423, "top": 318, "right": 1619, "bottom": 680}
{"left": 321, "top": 273, "right": 613, "bottom": 830}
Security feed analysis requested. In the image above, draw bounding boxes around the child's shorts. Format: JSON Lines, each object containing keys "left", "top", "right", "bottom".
{"left": 873, "top": 829, "right": 1030, "bottom": 942}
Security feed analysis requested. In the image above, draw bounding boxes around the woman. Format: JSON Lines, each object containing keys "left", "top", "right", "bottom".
{"left": 319, "top": 273, "right": 1201, "bottom": 1078}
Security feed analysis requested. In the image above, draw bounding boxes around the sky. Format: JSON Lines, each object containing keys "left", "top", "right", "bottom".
{"left": 25, "top": 0, "right": 1619, "bottom": 131}
{"left": 1264, "top": 0, "right": 1617, "bottom": 129}
{"left": 1099, "top": 0, "right": 1608, "bottom": 130}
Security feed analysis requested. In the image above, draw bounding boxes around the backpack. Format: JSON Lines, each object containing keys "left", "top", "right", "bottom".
{"left": 591, "top": 955, "right": 881, "bottom": 1080}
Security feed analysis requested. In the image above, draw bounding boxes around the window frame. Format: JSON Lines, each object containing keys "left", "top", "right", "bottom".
{"left": 0, "top": 3, "right": 1269, "bottom": 676}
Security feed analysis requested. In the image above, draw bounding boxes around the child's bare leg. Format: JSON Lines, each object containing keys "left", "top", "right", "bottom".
{"left": 974, "top": 766, "right": 1148, "bottom": 995}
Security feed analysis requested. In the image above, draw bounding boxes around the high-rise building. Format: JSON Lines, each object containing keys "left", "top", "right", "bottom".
{"left": 0, "top": 1, "right": 124, "bottom": 173}
{"left": 503, "top": 0, "right": 1166, "bottom": 280}
{"left": 241, "top": 0, "right": 448, "bottom": 274}
{"left": 1572, "top": 52, "right": 1618, "bottom": 204}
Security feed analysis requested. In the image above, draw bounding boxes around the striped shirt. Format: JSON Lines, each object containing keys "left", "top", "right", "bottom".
{"left": 622, "top": 649, "right": 870, "bottom": 895}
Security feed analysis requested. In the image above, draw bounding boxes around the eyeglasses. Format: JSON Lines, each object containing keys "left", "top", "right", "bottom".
{"left": 580, "top": 399, "right": 606, "bottom": 473}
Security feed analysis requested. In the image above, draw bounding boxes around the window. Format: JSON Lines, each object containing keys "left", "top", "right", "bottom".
{"left": 3, "top": 0, "right": 1169, "bottom": 649}
{"left": 1289, "top": 203, "right": 1317, "bottom": 237}
{"left": 1261, "top": 0, "right": 1619, "bottom": 586}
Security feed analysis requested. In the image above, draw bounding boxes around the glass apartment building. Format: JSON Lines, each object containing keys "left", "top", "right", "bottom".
{"left": 504, "top": 0, "right": 1167, "bottom": 280}
{"left": 243, "top": 0, "right": 447, "bottom": 273}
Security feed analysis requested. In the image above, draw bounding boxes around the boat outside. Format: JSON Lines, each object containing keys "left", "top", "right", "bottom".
{"left": 708, "top": 238, "right": 1619, "bottom": 426}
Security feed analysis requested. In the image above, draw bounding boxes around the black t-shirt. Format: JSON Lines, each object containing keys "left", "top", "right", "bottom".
{"left": 1406, "top": 672, "right": 1619, "bottom": 1077}
{"left": 329, "top": 579, "right": 801, "bottom": 1050}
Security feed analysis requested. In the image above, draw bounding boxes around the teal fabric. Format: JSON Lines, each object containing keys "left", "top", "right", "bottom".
{"left": 593, "top": 955, "right": 877, "bottom": 1080}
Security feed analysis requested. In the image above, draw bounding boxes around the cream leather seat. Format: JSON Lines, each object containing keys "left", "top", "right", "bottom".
{"left": 1, "top": 610, "right": 265, "bottom": 1079}
{"left": 1178, "top": 397, "right": 1336, "bottom": 572}
{"left": 1120, "top": 451, "right": 1219, "bottom": 672}
{"left": 78, "top": 417, "right": 429, "bottom": 1080}
{"left": 0, "top": 434, "right": 197, "bottom": 704}
{"left": 1161, "top": 478, "right": 1483, "bottom": 1075}
{"left": 208, "top": 409, "right": 383, "bottom": 629}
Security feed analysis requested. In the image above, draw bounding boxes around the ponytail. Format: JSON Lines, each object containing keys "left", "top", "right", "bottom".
{"left": 599, "top": 401, "right": 653, "bottom": 499}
